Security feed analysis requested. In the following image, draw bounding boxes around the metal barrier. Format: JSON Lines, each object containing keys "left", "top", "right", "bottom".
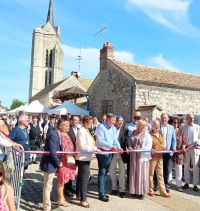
{"left": 3, "top": 147, "right": 25, "bottom": 211}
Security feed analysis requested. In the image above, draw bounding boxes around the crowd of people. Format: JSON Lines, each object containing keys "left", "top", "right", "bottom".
{"left": 0, "top": 111, "right": 200, "bottom": 211}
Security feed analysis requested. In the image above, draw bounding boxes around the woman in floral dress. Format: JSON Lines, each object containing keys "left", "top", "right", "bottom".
{"left": 57, "top": 120, "right": 76, "bottom": 206}
{"left": 172, "top": 118, "right": 186, "bottom": 191}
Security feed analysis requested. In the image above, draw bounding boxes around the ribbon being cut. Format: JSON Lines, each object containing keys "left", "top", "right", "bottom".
{"left": 23, "top": 144, "right": 200, "bottom": 155}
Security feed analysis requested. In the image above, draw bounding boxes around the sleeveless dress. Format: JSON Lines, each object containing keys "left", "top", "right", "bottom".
{"left": 129, "top": 133, "right": 151, "bottom": 195}
{"left": 0, "top": 185, "right": 8, "bottom": 211}
{"left": 57, "top": 133, "right": 76, "bottom": 185}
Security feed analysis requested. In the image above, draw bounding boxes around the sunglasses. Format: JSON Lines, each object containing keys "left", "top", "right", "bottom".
{"left": 134, "top": 116, "right": 141, "bottom": 120}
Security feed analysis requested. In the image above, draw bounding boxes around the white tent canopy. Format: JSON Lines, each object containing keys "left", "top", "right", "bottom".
{"left": 23, "top": 100, "right": 48, "bottom": 113}
{"left": 7, "top": 105, "right": 25, "bottom": 115}
{"left": 48, "top": 100, "right": 89, "bottom": 116}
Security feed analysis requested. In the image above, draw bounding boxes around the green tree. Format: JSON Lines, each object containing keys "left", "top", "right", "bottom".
{"left": 10, "top": 99, "right": 25, "bottom": 110}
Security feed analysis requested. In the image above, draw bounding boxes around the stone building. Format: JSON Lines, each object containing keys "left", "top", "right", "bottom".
{"left": 29, "top": 0, "right": 64, "bottom": 98}
{"left": 29, "top": 0, "right": 93, "bottom": 107}
{"left": 30, "top": 72, "right": 93, "bottom": 107}
{"left": 88, "top": 42, "right": 200, "bottom": 121}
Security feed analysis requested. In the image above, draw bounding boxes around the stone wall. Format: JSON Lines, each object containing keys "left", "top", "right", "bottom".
{"left": 88, "top": 61, "right": 134, "bottom": 121}
{"left": 136, "top": 83, "right": 200, "bottom": 114}
{"left": 29, "top": 22, "right": 63, "bottom": 99}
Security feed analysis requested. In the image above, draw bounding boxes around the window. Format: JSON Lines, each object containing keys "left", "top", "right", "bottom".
{"left": 45, "top": 70, "right": 48, "bottom": 87}
{"left": 45, "top": 70, "right": 52, "bottom": 86}
{"left": 102, "top": 100, "right": 113, "bottom": 114}
{"left": 49, "top": 71, "right": 52, "bottom": 85}
{"left": 49, "top": 50, "right": 53, "bottom": 67}
{"left": 45, "top": 50, "right": 49, "bottom": 67}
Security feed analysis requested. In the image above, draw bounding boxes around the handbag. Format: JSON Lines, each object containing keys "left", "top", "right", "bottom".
{"left": 66, "top": 156, "right": 76, "bottom": 166}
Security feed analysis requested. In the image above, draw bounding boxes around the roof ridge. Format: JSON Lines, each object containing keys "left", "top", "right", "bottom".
{"left": 112, "top": 59, "right": 200, "bottom": 77}
{"left": 79, "top": 78, "right": 94, "bottom": 80}
{"left": 108, "top": 58, "right": 200, "bottom": 90}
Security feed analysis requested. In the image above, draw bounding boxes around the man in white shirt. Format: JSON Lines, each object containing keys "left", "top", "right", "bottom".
{"left": 0, "top": 120, "right": 22, "bottom": 154}
{"left": 43, "top": 115, "right": 56, "bottom": 140}
{"left": 109, "top": 116, "right": 127, "bottom": 198}
{"left": 159, "top": 113, "right": 176, "bottom": 193}
{"left": 181, "top": 113, "right": 200, "bottom": 192}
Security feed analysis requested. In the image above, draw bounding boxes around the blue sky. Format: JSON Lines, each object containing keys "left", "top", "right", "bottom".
{"left": 1, "top": 0, "right": 200, "bottom": 107}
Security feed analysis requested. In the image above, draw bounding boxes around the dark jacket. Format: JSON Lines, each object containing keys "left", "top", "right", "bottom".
{"left": 40, "top": 129, "right": 62, "bottom": 173}
{"left": 118, "top": 126, "right": 130, "bottom": 163}
{"left": 68, "top": 127, "right": 78, "bottom": 148}
{"left": 29, "top": 123, "right": 41, "bottom": 150}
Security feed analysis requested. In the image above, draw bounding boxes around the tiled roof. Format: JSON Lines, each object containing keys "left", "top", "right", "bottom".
{"left": 52, "top": 86, "right": 86, "bottom": 99}
{"left": 79, "top": 79, "right": 93, "bottom": 90}
{"left": 30, "top": 76, "right": 91, "bottom": 102}
{"left": 30, "top": 78, "right": 66, "bottom": 101}
{"left": 111, "top": 59, "right": 200, "bottom": 90}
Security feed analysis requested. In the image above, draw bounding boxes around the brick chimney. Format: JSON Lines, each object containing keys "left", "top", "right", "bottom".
{"left": 71, "top": 71, "right": 80, "bottom": 79}
{"left": 100, "top": 42, "right": 114, "bottom": 70}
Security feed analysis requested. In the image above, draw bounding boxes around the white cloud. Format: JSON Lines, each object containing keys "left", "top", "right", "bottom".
{"left": 150, "top": 54, "right": 178, "bottom": 71}
{"left": 115, "top": 51, "right": 135, "bottom": 63}
{"left": 62, "top": 44, "right": 135, "bottom": 78}
{"left": 127, "top": 0, "right": 200, "bottom": 36}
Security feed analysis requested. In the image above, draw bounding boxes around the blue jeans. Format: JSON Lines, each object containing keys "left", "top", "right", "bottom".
{"left": 96, "top": 154, "right": 112, "bottom": 196}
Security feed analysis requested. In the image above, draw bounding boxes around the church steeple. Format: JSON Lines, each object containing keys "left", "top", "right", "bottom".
{"left": 46, "top": 0, "right": 54, "bottom": 26}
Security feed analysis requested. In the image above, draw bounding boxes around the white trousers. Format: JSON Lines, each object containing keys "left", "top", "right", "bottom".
{"left": 168, "top": 160, "right": 173, "bottom": 184}
{"left": 30, "top": 154, "right": 37, "bottom": 161}
{"left": 109, "top": 154, "right": 126, "bottom": 192}
{"left": 184, "top": 149, "right": 199, "bottom": 186}
{"left": 175, "top": 164, "right": 183, "bottom": 187}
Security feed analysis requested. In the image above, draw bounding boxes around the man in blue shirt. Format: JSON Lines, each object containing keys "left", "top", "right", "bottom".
{"left": 95, "top": 113, "right": 121, "bottom": 202}
{"left": 9, "top": 115, "right": 30, "bottom": 169}
{"left": 125, "top": 111, "right": 141, "bottom": 138}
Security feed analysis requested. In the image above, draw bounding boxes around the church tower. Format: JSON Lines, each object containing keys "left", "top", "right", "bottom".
{"left": 29, "top": 0, "right": 64, "bottom": 99}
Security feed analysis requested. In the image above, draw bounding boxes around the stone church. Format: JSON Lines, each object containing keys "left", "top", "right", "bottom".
{"left": 29, "top": 0, "right": 92, "bottom": 107}
{"left": 88, "top": 42, "right": 200, "bottom": 121}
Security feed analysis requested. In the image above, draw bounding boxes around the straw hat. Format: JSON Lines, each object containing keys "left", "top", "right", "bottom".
{"left": 134, "top": 111, "right": 141, "bottom": 117}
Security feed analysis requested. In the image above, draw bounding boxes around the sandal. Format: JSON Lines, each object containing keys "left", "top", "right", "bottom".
{"left": 80, "top": 201, "right": 91, "bottom": 208}
{"left": 162, "top": 194, "right": 171, "bottom": 198}
{"left": 148, "top": 192, "right": 155, "bottom": 197}
{"left": 57, "top": 200, "right": 70, "bottom": 207}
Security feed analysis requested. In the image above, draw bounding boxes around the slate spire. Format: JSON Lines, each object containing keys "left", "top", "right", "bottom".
{"left": 46, "top": 0, "right": 54, "bottom": 26}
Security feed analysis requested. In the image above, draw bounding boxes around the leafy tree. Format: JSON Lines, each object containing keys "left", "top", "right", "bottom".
{"left": 10, "top": 99, "right": 25, "bottom": 110}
